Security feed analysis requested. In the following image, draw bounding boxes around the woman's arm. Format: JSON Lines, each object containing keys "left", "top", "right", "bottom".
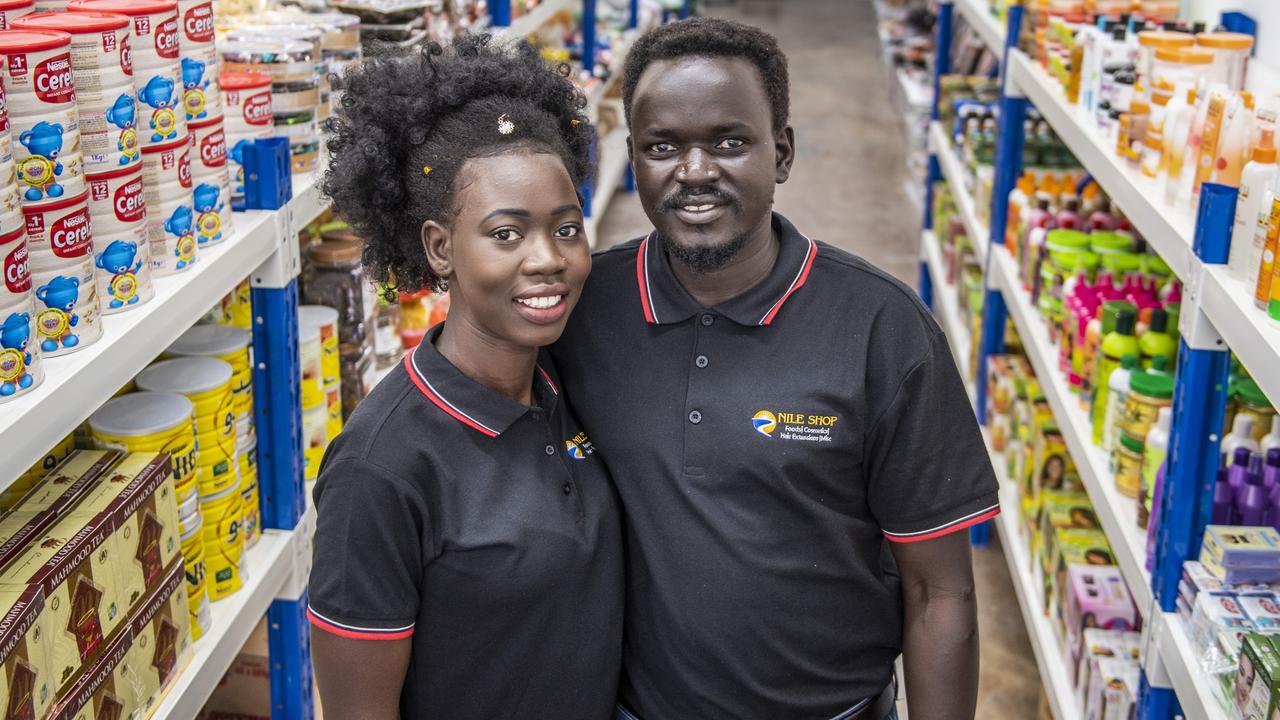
{"left": 889, "top": 530, "right": 980, "bottom": 720}
{"left": 312, "top": 632, "right": 411, "bottom": 719}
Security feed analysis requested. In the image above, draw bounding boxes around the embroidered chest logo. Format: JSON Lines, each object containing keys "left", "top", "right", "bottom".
{"left": 565, "top": 431, "right": 595, "bottom": 460}
{"left": 752, "top": 409, "right": 837, "bottom": 443}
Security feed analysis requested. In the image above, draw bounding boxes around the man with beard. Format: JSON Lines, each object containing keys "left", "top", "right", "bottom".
{"left": 552, "top": 17, "right": 997, "bottom": 720}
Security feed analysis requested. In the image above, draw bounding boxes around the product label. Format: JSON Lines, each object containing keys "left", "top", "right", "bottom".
{"left": 114, "top": 177, "right": 145, "bottom": 223}
{"left": 34, "top": 54, "right": 76, "bottom": 104}
{"left": 198, "top": 127, "right": 225, "bottom": 168}
{"left": 120, "top": 37, "right": 132, "bottom": 76}
{"left": 90, "top": 179, "right": 108, "bottom": 202}
{"left": 7, "top": 53, "right": 27, "bottom": 77}
{"left": 160, "top": 148, "right": 176, "bottom": 172}
{"left": 183, "top": 2, "right": 214, "bottom": 43}
{"left": 101, "top": 31, "right": 116, "bottom": 55}
{"left": 3, "top": 241, "right": 29, "bottom": 293}
{"left": 50, "top": 207, "right": 92, "bottom": 259}
{"left": 241, "top": 92, "right": 271, "bottom": 126}
{"left": 133, "top": 16, "right": 151, "bottom": 36}
{"left": 154, "top": 17, "right": 180, "bottom": 59}
{"left": 178, "top": 147, "right": 191, "bottom": 189}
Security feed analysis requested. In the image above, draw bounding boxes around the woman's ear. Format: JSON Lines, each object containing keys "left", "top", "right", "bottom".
{"left": 422, "top": 220, "right": 452, "bottom": 283}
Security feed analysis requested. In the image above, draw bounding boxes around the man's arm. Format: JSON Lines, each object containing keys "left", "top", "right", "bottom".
{"left": 889, "top": 530, "right": 980, "bottom": 720}
{"left": 312, "top": 631, "right": 410, "bottom": 719}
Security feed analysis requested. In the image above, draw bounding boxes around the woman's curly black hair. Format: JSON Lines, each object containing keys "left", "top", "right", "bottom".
{"left": 322, "top": 34, "right": 593, "bottom": 293}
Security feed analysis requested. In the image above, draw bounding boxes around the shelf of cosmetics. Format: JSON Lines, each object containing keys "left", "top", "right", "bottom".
{"left": 936, "top": 74, "right": 1086, "bottom": 229}
{"left": 0, "top": 449, "right": 205, "bottom": 720}
{"left": 1012, "top": 4, "right": 1280, "bottom": 324}
{"left": 984, "top": 347, "right": 1148, "bottom": 718}
{"left": 930, "top": 180, "right": 986, "bottom": 343}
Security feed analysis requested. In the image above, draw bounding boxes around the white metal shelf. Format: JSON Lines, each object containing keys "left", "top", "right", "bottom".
{"left": 952, "top": 0, "right": 1004, "bottom": 55}
{"left": 1155, "top": 610, "right": 1230, "bottom": 720}
{"left": 990, "top": 246, "right": 1155, "bottom": 613}
{"left": 0, "top": 173, "right": 328, "bottom": 491}
{"left": 930, "top": 121, "right": 989, "bottom": 266}
{"left": 585, "top": 125, "right": 631, "bottom": 247}
{"left": 898, "top": 68, "right": 933, "bottom": 111}
{"left": 921, "top": 230, "right": 973, "bottom": 395}
{"left": 1007, "top": 51, "right": 1197, "bottom": 280}
{"left": 1201, "top": 266, "right": 1280, "bottom": 414}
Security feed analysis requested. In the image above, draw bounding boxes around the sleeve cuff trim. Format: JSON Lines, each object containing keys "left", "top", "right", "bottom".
{"left": 883, "top": 504, "right": 1001, "bottom": 543}
{"left": 307, "top": 606, "right": 415, "bottom": 641}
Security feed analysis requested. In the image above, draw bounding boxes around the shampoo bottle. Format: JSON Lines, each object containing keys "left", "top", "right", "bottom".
{"left": 1103, "top": 354, "right": 1139, "bottom": 461}
{"left": 1229, "top": 125, "right": 1278, "bottom": 278}
{"left": 1223, "top": 414, "right": 1261, "bottom": 464}
{"left": 1092, "top": 309, "right": 1140, "bottom": 445}
{"left": 1138, "top": 308, "right": 1177, "bottom": 368}
{"left": 1238, "top": 453, "right": 1268, "bottom": 526}
{"left": 1139, "top": 406, "right": 1172, "bottom": 529}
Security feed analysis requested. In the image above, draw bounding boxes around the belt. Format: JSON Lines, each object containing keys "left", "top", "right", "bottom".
{"left": 615, "top": 679, "right": 898, "bottom": 720}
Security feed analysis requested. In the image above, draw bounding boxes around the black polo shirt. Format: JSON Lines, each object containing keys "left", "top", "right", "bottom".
{"left": 307, "top": 325, "right": 623, "bottom": 720}
{"left": 552, "top": 212, "right": 999, "bottom": 719}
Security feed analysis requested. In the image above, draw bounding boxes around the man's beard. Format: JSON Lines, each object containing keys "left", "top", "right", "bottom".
{"left": 659, "top": 230, "right": 750, "bottom": 274}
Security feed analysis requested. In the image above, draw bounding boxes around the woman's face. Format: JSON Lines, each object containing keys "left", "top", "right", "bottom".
{"left": 426, "top": 151, "right": 589, "bottom": 351}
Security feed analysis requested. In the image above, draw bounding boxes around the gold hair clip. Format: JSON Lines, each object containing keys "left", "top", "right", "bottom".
{"left": 497, "top": 113, "right": 515, "bottom": 135}
{"left": 570, "top": 119, "right": 581, "bottom": 126}
{"left": 422, "top": 165, "right": 432, "bottom": 175}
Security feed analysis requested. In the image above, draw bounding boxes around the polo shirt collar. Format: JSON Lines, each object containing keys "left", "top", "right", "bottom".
{"left": 404, "top": 324, "right": 560, "bottom": 437}
{"left": 635, "top": 212, "right": 819, "bottom": 327}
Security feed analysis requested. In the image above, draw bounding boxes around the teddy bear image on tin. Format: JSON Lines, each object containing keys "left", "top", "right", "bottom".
{"left": 18, "top": 122, "right": 67, "bottom": 201}
{"left": 229, "top": 139, "right": 253, "bottom": 195}
{"left": 139, "top": 76, "right": 180, "bottom": 143}
{"left": 165, "top": 206, "right": 197, "bottom": 270}
{"left": 104, "top": 92, "right": 140, "bottom": 166}
{"left": 0, "top": 311, "right": 36, "bottom": 396}
{"left": 181, "top": 58, "right": 211, "bottom": 121}
{"left": 34, "top": 275, "right": 81, "bottom": 352}
{"left": 95, "top": 240, "right": 144, "bottom": 308}
{"left": 193, "top": 183, "right": 223, "bottom": 244}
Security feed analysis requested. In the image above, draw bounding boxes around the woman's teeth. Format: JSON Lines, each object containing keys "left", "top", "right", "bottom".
{"left": 516, "top": 295, "right": 563, "bottom": 309}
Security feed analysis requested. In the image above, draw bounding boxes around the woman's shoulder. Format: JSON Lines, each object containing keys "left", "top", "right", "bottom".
{"left": 320, "top": 363, "right": 433, "bottom": 482}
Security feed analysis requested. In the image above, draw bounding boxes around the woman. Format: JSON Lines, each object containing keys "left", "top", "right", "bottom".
{"left": 307, "top": 36, "right": 621, "bottom": 719}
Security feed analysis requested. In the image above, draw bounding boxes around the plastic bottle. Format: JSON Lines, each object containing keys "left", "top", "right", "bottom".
{"left": 1192, "top": 87, "right": 1230, "bottom": 200}
{"left": 1228, "top": 124, "right": 1278, "bottom": 278}
{"left": 1139, "top": 406, "right": 1171, "bottom": 529}
{"left": 1267, "top": 448, "right": 1280, "bottom": 493}
{"left": 1214, "top": 455, "right": 1235, "bottom": 524}
{"left": 1263, "top": 421, "right": 1280, "bottom": 457}
{"left": 1092, "top": 309, "right": 1140, "bottom": 444}
{"left": 1255, "top": 197, "right": 1280, "bottom": 310}
{"left": 1006, "top": 173, "right": 1036, "bottom": 254}
{"left": 1223, "top": 414, "right": 1261, "bottom": 465}
{"left": 1103, "top": 354, "right": 1139, "bottom": 460}
{"left": 1230, "top": 447, "right": 1255, "bottom": 505}
{"left": 1056, "top": 196, "right": 1084, "bottom": 231}
{"left": 1238, "top": 453, "right": 1269, "bottom": 526}
{"left": 1138, "top": 308, "right": 1177, "bottom": 369}
{"left": 1212, "top": 93, "right": 1253, "bottom": 188}
{"left": 1162, "top": 87, "right": 1196, "bottom": 206}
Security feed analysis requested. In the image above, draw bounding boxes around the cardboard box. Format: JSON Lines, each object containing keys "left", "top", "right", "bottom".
{"left": 1076, "top": 628, "right": 1139, "bottom": 698}
{"left": 1088, "top": 657, "right": 1139, "bottom": 720}
{"left": 3, "top": 512, "right": 126, "bottom": 693}
{"left": 0, "top": 585, "right": 56, "bottom": 720}
{"left": 1192, "top": 592, "right": 1254, "bottom": 666}
{"left": 129, "top": 561, "right": 191, "bottom": 717}
{"left": 1047, "top": 529, "right": 1114, "bottom": 621}
{"left": 65, "top": 454, "right": 179, "bottom": 611}
{"left": 1202, "top": 527, "right": 1280, "bottom": 585}
{"left": 1240, "top": 595, "right": 1280, "bottom": 633}
{"left": 49, "top": 628, "right": 134, "bottom": 720}
{"left": 1063, "top": 565, "right": 1138, "bottom": 674}
{"left": 1237, "top": 633, "right": 1280, "bottom": 720}
{"left": 0, "top": 452, "right": 120, "bottom": 570}
{"left": 1033, "top": 423, "right": 1081, "bottom": 495}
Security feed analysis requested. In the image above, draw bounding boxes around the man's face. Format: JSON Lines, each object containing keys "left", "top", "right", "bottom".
{"left": 628, "top": 55, "right": 793, "bottom": 273}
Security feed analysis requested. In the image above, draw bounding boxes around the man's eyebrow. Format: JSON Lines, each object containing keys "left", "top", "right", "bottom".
{"left": 710, "top": 121, "right": 751, "bottom": 134}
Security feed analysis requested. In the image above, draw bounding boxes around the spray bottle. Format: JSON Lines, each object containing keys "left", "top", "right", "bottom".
{"left": 1229, "top": 111, "right": 1278, "bottom": 278}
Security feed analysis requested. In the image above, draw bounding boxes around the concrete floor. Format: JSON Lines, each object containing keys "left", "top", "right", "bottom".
{"left": 596, "top": 1, "right": 1045, "bottom": 717}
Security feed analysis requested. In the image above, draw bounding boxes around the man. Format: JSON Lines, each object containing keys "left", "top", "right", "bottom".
{"left": 553, "top": 17, "right": 998, "bottom": 720}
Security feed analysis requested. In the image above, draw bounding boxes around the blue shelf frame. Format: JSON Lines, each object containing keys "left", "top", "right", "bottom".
{"left": 913, "top": 3, "right": 1246, "bottom": 718}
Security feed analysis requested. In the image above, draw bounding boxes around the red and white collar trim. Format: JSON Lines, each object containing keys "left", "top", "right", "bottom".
{"left": 758, "top": 235, "right": 818, "bottom": 326}
{"left": 404, "top": 351, "right": 558, "bottom": 437}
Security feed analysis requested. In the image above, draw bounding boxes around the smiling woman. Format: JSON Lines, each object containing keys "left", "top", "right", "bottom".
{"left": 308, "top": 34, "right": 624, "bottom": 720}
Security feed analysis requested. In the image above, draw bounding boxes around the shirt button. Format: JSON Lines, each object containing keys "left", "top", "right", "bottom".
{"left": 545, "top": 445, "right": 555, "bottom": 455}
{"left": 689, "top": 410, "right": 702, "bottom": 424}
{"left": 700, "top": 313, "right": 715, "bottom": 326}
{"left": 695, "top": 355, "right": 709, "bottom": 368}
{"left": 562, "top": 483, "right": 572, "bottom": 495}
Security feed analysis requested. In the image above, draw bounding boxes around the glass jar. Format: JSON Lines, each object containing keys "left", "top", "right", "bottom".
{"left": 1113, "top": 432, "right": 1145, "bottom": 499}
{"left": 1120, "top": 367, "right": 1174, "bottom": 441}
{"left": 303, "top": 236, "right": 376, "bottom": 350}
{"left": 398, "top": 289, "right": 433, "bottom": 333}
{"left": 373, "top": 286, "right": 403, "bottom": 370}
{"left": 1234, "top": 378, "right": 1276, "bottom": 442}
{"left": 339, "top": 341, "right": 374, "bottom": 419}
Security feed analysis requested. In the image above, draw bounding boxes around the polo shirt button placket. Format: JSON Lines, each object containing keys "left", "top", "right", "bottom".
{"left": 688, "top": 410, "right": 702, "bottom": 424}
{"left": 695, "top": 355, "right": 709, "bottom": 369}
{"left": 545, "top": 445, "right": 555, "bottom": 456}
{"left": 700, "top": 313, "right": 715, "bottom": 327}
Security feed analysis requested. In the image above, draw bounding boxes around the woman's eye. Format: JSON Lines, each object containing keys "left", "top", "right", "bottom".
{"left": 492, "top": 228, "right": 522, "bottom": 242}
{"left": 556, "top": 224, "right": 581, "bottom": 239}
{"left": 716, "top": 138, "right": 745, "bottom": 150}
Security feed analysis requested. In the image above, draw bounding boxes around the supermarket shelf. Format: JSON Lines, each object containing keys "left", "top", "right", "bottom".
{"left": 929, "top": 121, "right": 989, "bottom": 265}
{"left": 921, "top": 230, "right": 973, "bottom": 395}
{"left": 151, "top": 528, "right": 298, "bottom": 718}
{"left": 990, "top": 246, "right": 1155, "bottom": 613}
{"left": 1007, "top": 51, "right": 1196, "bottom": 280}
{"left": 586, "top": 126, "right": 631, "bottom": 247}
{"left": 993, "top": 480, "right": 1081, "bottom": 720}
{"left": 495, "top": 0, "right": 574, "bottom": 37}
{"left": 952, "top": 0, "right": 1004, "bottom": 55}
{"left": 1154, "top": 611, "right": 1229, "bottom": 720}
{"left": 1201, "top": 266, "right": 1280, "bottom": 411}
{"left": 898, "top": 68, "right": 933, "bottom": 111}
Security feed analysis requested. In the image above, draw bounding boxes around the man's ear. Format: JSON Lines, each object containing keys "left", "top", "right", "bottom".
{"left": 422, "top": 220, "right": 452, "bottom": 283}
{"left": 775, "top": 125, "right": 796, "bottom": 184}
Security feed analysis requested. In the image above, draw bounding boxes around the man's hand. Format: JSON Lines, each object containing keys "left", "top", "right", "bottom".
{"left": 889, "top": 529, "right": 980, "bottom": 720}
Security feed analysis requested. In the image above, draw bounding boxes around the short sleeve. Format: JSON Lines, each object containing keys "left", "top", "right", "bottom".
{"left": 865, "top": 334, "right": 999, "bottom": 543}
{"left": 307, "top": 459, "right": 431, "bottom": 640}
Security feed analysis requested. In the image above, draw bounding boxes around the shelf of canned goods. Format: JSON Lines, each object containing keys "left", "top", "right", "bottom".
{"left": 921, "top": 2, "right": 1280, "bottom": 718}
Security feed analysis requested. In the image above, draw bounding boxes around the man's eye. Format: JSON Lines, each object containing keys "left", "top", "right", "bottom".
{"left": 716, "top": 138, "right": 745, "bottom": 150}
{"left": 650, "top": 143, "right": 676, "bottom": 153}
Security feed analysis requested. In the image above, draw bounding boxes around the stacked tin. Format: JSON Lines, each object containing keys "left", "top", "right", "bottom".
{"left": 0, "top": 29, "right": 104, "bottom": 356}
{"left": 140, "top": 130, "right": 193, "bottom": 273}
{"left": 188, "top": 111, "right": 230, "bottom": 246}
{"left": 218, "top": 69, "right": 269, "bottom": 205}
{"left": 0, "top": 0, "right": 33, "bottom": 29}
{"left": 176, "top": 0, "right": 218, "bottom": 123}
{"left": 220, "top": 32, "right": 318, "bottom": 174}
{"left": 13, "top": 10, "right": 153, "bottom": 313}
{"left": 0, "top": 75, "right": 43, "bottom": 403}
{"left": 249, "top": 9, "right": 362, "bottom": 121}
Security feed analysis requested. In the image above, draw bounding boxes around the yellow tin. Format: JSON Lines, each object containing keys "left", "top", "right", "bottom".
{"left": 237, "top": 434, "right": 257, "bottom": 478}
{"left": 90, "top": 391, "right": 198, "bottom": 490}
{"left": 240, "top": 470, "right": 260, "bottom": 550}
{"left": 195, "top": 422, "right": 237, "bottom": 460}
{"left": 325, "top": 386, "right": 343, "bottom": 441}
{"left": 196, "top": 449, "right": 240, "bottom": 497}
{"left": 180, "top": 514, "right": 210, "bottom": 641}
{"left": 300, "top": 305, "right": 341, "bottom": 388}
{"left": 303, "top": 403, "right": 328, "bottom": 481}
{"left": 200, "top": 483, "right": 245, "bottom": 600}
{"left": 299, "top": 320, "right": 323, "bottom": 410}
{"left": 137, "top": 357, "right": 237, "bottom": 443}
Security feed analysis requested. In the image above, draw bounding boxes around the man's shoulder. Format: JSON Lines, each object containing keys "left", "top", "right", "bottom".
{"left": 808, "top": 239, "right": 934, "bottom": 320}
{"left": 590, "top": 236, "right": 645, "bottom": 270}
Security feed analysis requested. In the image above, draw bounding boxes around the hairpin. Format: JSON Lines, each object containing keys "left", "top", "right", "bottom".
{"left": 422, "top": 165, "right": 432, "bottom": 175}
{"left": 497, "top": 113, "right": 515, "bottom": 135}
{"left": 570, "top": 119, "right": 581, "bottom": 126}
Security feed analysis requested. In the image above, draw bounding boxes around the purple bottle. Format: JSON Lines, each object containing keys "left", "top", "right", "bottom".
{"left": 1146, "top": 459, "right": 1168, "bottom": 572}
{"left": 1267, "top": 448, "right": 1280, "bottom": 491}
{"left": 1231, "top": 446, "right": 1254, "bottom": 509}
{"left": 1214, "top": 455, "right": 1235, "bottom": 525}
{"left": 1239, "top": 454, "right": 1269, "bottom": 526}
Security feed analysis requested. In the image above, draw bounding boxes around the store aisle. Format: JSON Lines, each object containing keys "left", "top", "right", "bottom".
{"left": 597, "top": 2, "right": 1043, "bottom": 717}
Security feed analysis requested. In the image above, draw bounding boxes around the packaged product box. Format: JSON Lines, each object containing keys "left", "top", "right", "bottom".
{"left": 0, "top": 511, "right": 58, "bottom": 573}
{"left": 1032, "top": 423, "right": 1082, "bottom": 496}
{"left": 49, "top": 628, "right": 134, "bottom": 720}
{"left": 1076, "top": 628, "right": 1140, "bottom": 702}
{"left": 64, "top": 453, "right": 179, "bottom": 612}
{"left": 0, "top": 585, "right": 56, "bottom": 720}
{"left": 1202, "top": 526, "right": 1280, "bottom": 585}
{"left": 1062, "top": 565, "right": 1137, "bottom": 674}
{"left": 129, "top": 560, "right": 191, "bottom": 717}
{"left": 1038, "top": 491, "right": 1098, "bottom": 565}
{"left": 1192, "top": 591, "right": 1254, "bottom": 666}
{"left": 1239, "top": 595, "right": 1280, "bottom": 633}
{"left": 3, "top": 512, "right": 127, "bottom": 694}
{"left": 1236, "top": 633, "right": 1280, "bottom": 720}
{"left": 1180, "top": 560, "right": 1223, "bottom": 617}
{"left": 1083, "top": 656, "right": 1139, "bottom": 720}
{"left": 0, "top": 452, "right": 120, "bottom": 569}
{"left": 1047, "top": 529, "right": 1114, "bottom": 623}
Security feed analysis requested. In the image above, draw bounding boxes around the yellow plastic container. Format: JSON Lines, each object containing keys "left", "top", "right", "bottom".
{"left": 137, "top": 357, "right": 237, "bottom": 446}
{"left": 90, "top": 391, "right": 198, "bottom": 491}
{"left": 201, "top": 483, "right": 245, "bottom": 600}
{"left": 181, "top": 515, "right": 211, "bottom": 641}
{"left": 178, "top": 487, "right": 200, "bottom": 531}
{"left": 300, "top": 305, "right": 341, "bottom": 388}
{"left": 196, "top": 423, "right": 237, "bottom": 460}
{"left": 325, "top": 386, "right": 343, "bottom": 442}
{"left": 229, "top": 279, "right": 252, "bottom": 328}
